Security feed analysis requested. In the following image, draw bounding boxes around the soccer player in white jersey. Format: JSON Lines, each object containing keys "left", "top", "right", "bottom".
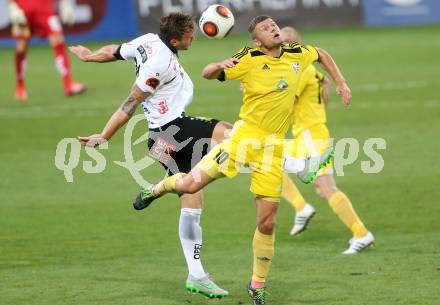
{"left": 69, "top": 13, "right": 231, "bottom": 299}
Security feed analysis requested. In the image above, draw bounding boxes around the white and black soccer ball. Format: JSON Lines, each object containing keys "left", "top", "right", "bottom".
{"left": 199, "top": 5, "right": 234, "bottom": 39}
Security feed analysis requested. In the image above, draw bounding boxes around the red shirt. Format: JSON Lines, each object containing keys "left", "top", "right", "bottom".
{"left": 16, "top": 0, "right": 56, "bottom": 13}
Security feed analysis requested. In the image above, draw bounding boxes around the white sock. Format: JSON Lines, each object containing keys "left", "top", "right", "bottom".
{"left": 284, "top": 156, "right": 306, "bottom": 173}
{"left": 179, "top": 208, "right": 206, "bottom": 279}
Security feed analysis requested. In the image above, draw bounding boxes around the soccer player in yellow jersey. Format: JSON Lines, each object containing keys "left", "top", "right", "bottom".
{"left": 280, "top": 26, "right": 374, "bottom": 254}
{"left": 135, "top": 16, "right": 352, "bottom": 305}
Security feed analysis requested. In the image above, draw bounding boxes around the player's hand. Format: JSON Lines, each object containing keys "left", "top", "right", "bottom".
{"left": 336, "top": 81, "right": 352, "bottom": 107}
{"left": 219, "top": 58, "right": 239, "bottom": 69}
{"left": 69, "top": 45, "right": 92, "bottom": 61}
{"left": 77, "top": 134, "right": 107, "bottom": 147}
{"left": 8, "top": 2, "right": 27, "bottom": 25}
{"left": 60, "top": 0, "right": 75, "bottom": 26}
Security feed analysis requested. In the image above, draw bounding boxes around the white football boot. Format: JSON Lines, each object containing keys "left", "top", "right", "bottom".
{"left": 185, "top": 273, "right": 229, "bottom": 299}
{"left": 290, "top": 203, "right": 316, "bottom": 236}
{"left": 343, "top": 232, "right": 375, "bottom": 254}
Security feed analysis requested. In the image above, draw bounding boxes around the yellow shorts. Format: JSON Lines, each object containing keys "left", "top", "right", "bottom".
{"left": 288, "top": 124, "right": 334, "bottom": 176}
{"left": 198, "top": 121, "right": 284, "bottom": 198}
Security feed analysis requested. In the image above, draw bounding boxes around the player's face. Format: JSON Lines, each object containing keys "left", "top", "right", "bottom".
{"left": 253, "top": 18, "right": 282, "bottom": 49}
{"left": 173, "top": 30, "right": 195, "bottom": 50}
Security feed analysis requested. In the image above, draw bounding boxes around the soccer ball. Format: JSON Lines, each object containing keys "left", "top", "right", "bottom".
{"left": 199, "top": 5, "right": 234, "bottom": 39}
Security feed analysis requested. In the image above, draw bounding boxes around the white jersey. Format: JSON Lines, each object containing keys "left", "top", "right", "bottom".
{"left": 118, "top": 34, "right": 193, "bottom": 128}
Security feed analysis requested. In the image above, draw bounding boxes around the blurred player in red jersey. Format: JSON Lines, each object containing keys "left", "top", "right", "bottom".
{"left": 8, "top": 0, "right": 86, "bottom": 100}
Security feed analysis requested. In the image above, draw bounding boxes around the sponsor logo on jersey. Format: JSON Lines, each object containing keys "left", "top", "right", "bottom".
{"left": 158, "top": 100, "right": 168, "bottom": 115}
{"left": 262, "top": 64, "right": 270, "bottom": 70}
{"left": 276, "top": 79, "right": 288, "bottom": 91}
{"left": 137, "top": 45, "right": 148, "bottom": 63}
{"left": 292, "top": 62, "right": 300, "bottom": 74}
{"left": 146, "top": 77, "right": 160, "bottom": 90}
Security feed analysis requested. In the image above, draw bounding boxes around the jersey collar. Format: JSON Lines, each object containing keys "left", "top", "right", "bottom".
{"left": 254, "top": 47, "right": 284, "bottom": 59}
{"left": 159, "top": 34, "right": 178, "bottom": 56}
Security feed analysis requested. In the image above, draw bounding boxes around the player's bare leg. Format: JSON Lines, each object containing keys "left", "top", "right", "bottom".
{"left": 48, "top": 32, "right": 86, "bottom": 96}
{"left": 313, "top": 175, "right": 374, "bottom": 254}
{"left": 133, "top": 166, "right": 217, "bottom": 210}
{"left": 211, "top": 121, "right": 233, "bottom": 146}
{"left": 15, "top": 38, "right": 28, "bottom": 101}
{"left": 248, "top": 197, "right": 278, "bottom": 305}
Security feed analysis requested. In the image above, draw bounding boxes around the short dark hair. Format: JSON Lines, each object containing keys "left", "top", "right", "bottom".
{"left": 248, "top": 15, "right": 271, "bottom": 36}
{"left": 160, "top": 13, "right": 195, "bottom": 41}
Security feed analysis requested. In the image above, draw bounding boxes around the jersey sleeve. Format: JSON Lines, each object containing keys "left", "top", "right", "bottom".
{"left": 300, "top": 45, "right": 319, "bottom": 68}
{"left": 114, "top": 41, "right": 137, "bottom": 60}
{"left": 221, "top": 47, "right": 252, "bottom": 81}
{"left": 135, "top": 62, "right": 163, "bottom": 94}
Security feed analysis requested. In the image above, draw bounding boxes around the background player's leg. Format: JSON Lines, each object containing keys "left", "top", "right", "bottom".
{"left": 15, "top": 38, "right": 28, "bottom": 101}
{"left": 48, "top": 32, "right": 86, "bottom": 96}
{"left": 314, "top": 175, "right": 367, "bottom": 237}
{"left": 282, "top": 173, "right": 316, "bottom": 235}
{"left": 282, "top": 173, "right": 306, "bottom": 212}
{"left": 314, "top": 175, "right": 374, "bottom": 253}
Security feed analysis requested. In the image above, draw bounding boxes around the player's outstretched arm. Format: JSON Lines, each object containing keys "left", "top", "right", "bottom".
{"left": 202, "top": 58, "right": 239, "bottom": 79}
{"left": 78, "top": 84, "right": 151, "bottom": 147}
{"left": 69, "top": 44, "right": 119, "bottom": 63}
{"left": 316, "top": 47, "right": 352, "bottom": 107}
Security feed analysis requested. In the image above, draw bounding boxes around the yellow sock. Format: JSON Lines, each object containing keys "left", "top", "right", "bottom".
{"left": 252, "top": 229, "right": 275, "bottom": 283}
{"left": 328, "top": 191, "right": 368, "bottom": 238}
{"left": 154, "top": 173, "right": 186, "bottom": 196}
{"left": 282, "top": 173, "right": 306, "bottom": 212}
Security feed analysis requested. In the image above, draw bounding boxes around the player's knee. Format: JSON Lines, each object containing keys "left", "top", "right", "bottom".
{"left": 212, "top": 121, "right": 233, "bottom": 145}
{"left": 182, "top": 180, "right": 200, "bottom": 194}
{"left": 314, "top": 184, "right": 325, "bottom": 199}
{"left": 258, "top": 218, "right": 276, "bottom": 234}
{"left": 314, "top": 177, "right": 338, "bottom": 201}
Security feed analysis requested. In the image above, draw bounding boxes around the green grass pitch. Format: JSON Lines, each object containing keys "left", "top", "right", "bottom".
{"left": 0, "top": 25, "right": 439, "bottom": 305}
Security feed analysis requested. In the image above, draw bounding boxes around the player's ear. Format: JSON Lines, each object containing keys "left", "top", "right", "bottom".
{"left": 253, "top": 38, "right": 261, "bottom": 48}
{"left": 170, "top": 38, "right": 178, "bottom": 47}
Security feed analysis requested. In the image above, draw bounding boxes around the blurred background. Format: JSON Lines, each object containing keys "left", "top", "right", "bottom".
{"left": 1, "top": 0, "right": 440, "bottom": 45}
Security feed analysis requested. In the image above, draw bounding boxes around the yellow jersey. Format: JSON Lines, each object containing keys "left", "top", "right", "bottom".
{"left": 219, "top": 43, "right": 319, "bottom": 135}
{"left": 292, "top": 65, "right": 327, "bottom": 137}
